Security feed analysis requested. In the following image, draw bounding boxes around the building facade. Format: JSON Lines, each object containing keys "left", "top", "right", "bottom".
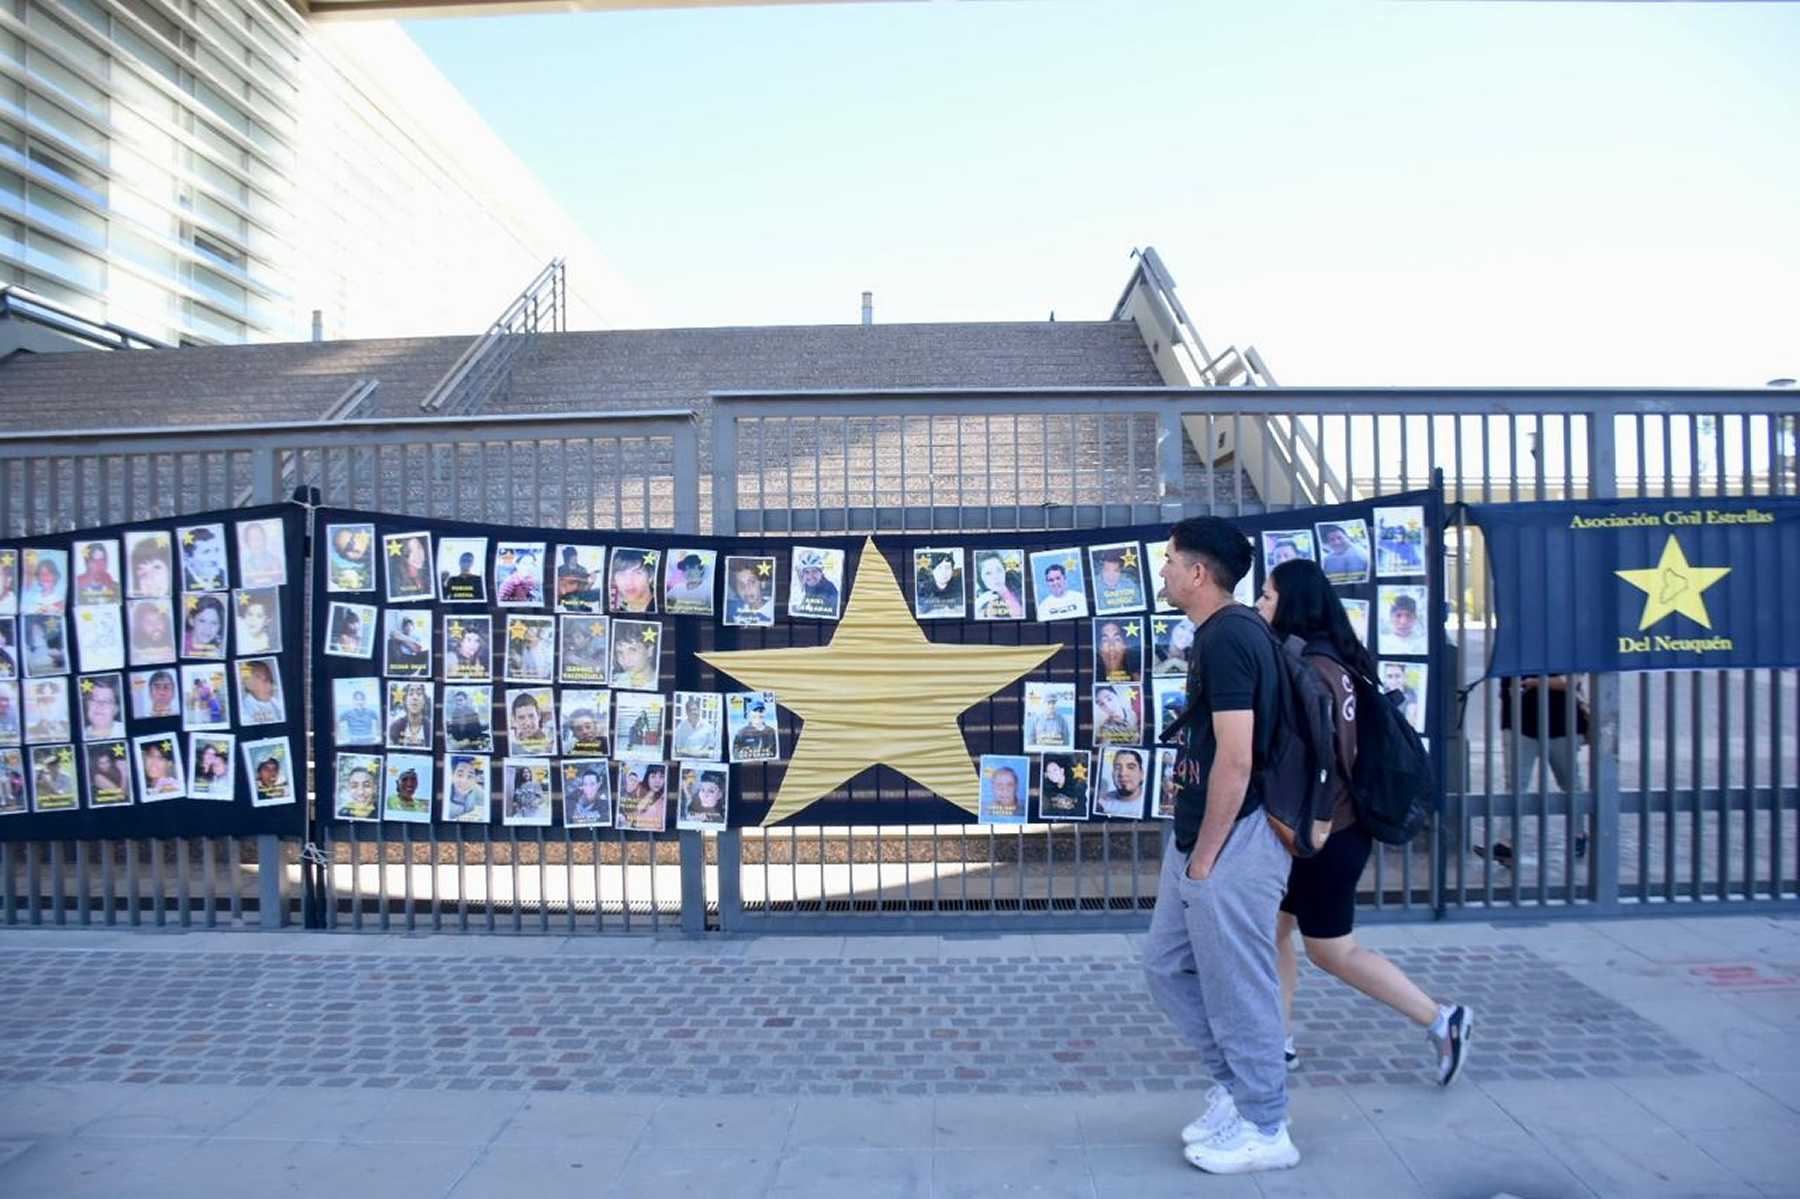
{"left": 0, "top": 0, "right": 626, "bottom": 346}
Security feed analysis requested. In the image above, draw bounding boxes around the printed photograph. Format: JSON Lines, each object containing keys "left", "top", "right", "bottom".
{"left": 669, "top": 691, "right": 722, "bottom": 762}
{"left": 181, "top": 593, "right": 227, "bottom": 659}
{"left": 1233, "top": 570, "right": 1256, "bottom": 608}
{"left": 1314, "top": 518, "right": 1372, "bottom": 585}
{"left": 1150, "top": 615, "right": 1195, "bottom": 676}
{"left": 133, "top": 733, "right": 186, "bottom": 802}
{"left": 1341, "top": 598, "right": 1372, "bottom": 649}
{"left": 186, "top": 732, "right": 236, "bottom": 801}
{"left": 443, "top": 684, "right": 493, "bottom": 752}
{"left": 613, "top": 690, "right": 666, "bottom": 763}
{"left": 235, "top": 517, "right": 287, "bottom": 589}
{"left": 384, "top": 680, "right": 433, "bottom": 750}
{"left": 609, "top": 619, "right": 661, "bottom": 691}
{"left": 663, "top": 549, "right": 716, "bottom": 616}
{"left": 1094, "top": 745, "right": 1148, "bottom": 819}
{"left": 1379, "top": 660, "right": 1429, "bottom": 734}
{"left": 559, "top": 689, "right": 611, "bottom": 756}
{"left": 324, "top": 523, "right": 376, "bottom": 593}
{"left": 441, "top": 752, "right": 491, "bottom": 823}
{"left": 0, "top": 619, "right": 13, "bottom": 681}
{"left": 615, "top": 761, "right": 668, "bottom": 832}
{"left": 1022, "top": 681, "right": 1076, "bottom": 753}
{"left": 726, "top": 691, "right": 780, "bottom": 763}
{"left": 242, "top": 737, "right": 296, "bottom": 807}
{"left": 383, "top": 531, "right": 435, "bottom": 603}
{"left": 722, "top": 555, "right": 777, "bottom": 626}
{"left": 787, "top": 546, "right": 844, "bottom": 621}
{"left": 557, "top": 614, "right": 610, "bottom": 684}
{"left": 437, "top": 536, "right": 490, "bottom": 604}
{"left": 1037, "top": 750, "right": 1091, "bottom": 821}
{"left": 23, "top": 613, "right": 69, "bottom": 677}
{"left": 233, "top": 588, "right": 282, "bottom": 656}
{"left": 324, "top": 601, "right": 377, "bottom": 659}
{"left": 383, "top": 752, "right": 435, "bottom": 823}
{"left": 1093, "top": 616, "right": 1144, "bottom": 684}
{"left": 977, "top": 753, "right": 1029, "bottom": 825}
{"left": 1088, "top": 542, "right": 1147, "bottom": 615}
{"left": 676, "top": 761, "right": 729, "bottom": 831}
{"left": 129, "top": 668, "right": 179, "bottom": 721}
{"left": 1374, "top": 505, "right": 1427, "bottom": 577}
{"left": 332, "top": 677, "right": 383, "bottom": 746}
{"left": 0, "top": 746, "right": 22, "bottom": 812}
{"left": 382, "top": 608, "right": 432, "bottom": 678}
{"left": 0, "top": 549, "right": 14, "bottom": 616}
{"left": 176, "top": 524, "right": 229, "bottom": 593}
{"left": 21, "top": 547, "right": 69, "bottom": 615}
{"left": 1091, "top": 683, "right": 1143, "bottom": 746}
{"left": 332, "top": 751, "right": 381, "bottom": 821}
{"left": 84, "top": 741, "right": 132, "bottom": 808}
{"left": 1028, "top": 548, "right": 1088, "bottom": 622}
{"left": 180, "top": 663, "right": 231, "bottom": 731}
{"left": 505, "top": 687, "right": 556, "bottom": 756}
{"left": 607, "top": 546, "right": 660, "bottom": 614}
{"left": 30, "top": 743, "right": 78, "bottom": 812}
{"left": 74, "top": 603, "right": 124, "bottom": 673}
{"left": 442, "top": 615, "right": 492, "bottom": 681}
{"left": 1154, "top": 747, "right": 1178, "bottom": 819}
{"left": 552, "top": 543, "right": 607, "bottom": 613}
{"left": 1261, "top": 529, "right": 1316, "bottom": 575}
{"left": 503, "top": 758, "right": 553, "bottom": 827}
{"left": 493, "top": 541, "right": 546, "bottom": 607}
{"left": 127, "top": 597, "right": 177, "bottom": 666}
{"left": 562, "top": 758, "right": 612, "bottom": 828}
{"left": 1144, "top": 538, "right": 1177, "bottom": 613}
{"left": 72, "top": 539, "right": 122, "bottom": 606}
{"left": 970, "top": 548, "right": 1026, "bottom": 621}
{"left": 913, "top": 547, "right": 966, "bottom": 620}
{"left": 24, "top": 678, "right": 70, "bottom": 744}
{"left": 1153, "top": 676, "right": 1188, "bottom": 741}
{"left": 1377, "top": 583, "right": 1430, "bottom": 656}
{"left": 503, "top": 614, "right": 556, "bottom": 683}
{"left": 77, "top": 673, "right": 126, "bottom": 741}
{"left": 236, "top": 657, "right": 286, "bottom": 726}
{"left": 123, "top": 532, "right": 174, "bottom": 600}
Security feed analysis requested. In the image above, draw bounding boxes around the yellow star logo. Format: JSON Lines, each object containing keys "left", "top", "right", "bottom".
{"left": 700, "top": 536, "right": 1060, "bottom": 824}
{"left": 387, "top": 539, "right": 403, "bottom": 557}
{"left": 57, "top": 747, "right": 72, "bottom": 764}
{"left": 1616, "top": 535, "right": 1731, "bottom": 631}
{"left": 180, "top": 532, "right": 195, "bottom": 547}
{"left": 643, "top": 550, "right": 658, "bottom": 567}
{"left": 915, "top": 554, "right": 932, "bottom": 572}
{"left": 640, "top": 625, "right": 658, "bottom": 643}
{"left": 446, "top": 620, "right": 465, "bottom": 639}
{"left": 1152, "top": 618, "right": 1168, "bottom": 635}
{"left": 0, "top": 552, "right": 11, "bottom": 567}
{"left": 1121, "top": 546, "right": 1139, "bottom": 569}
{"left": 1071, "top": 760, "right": 1088, "bottom": 783}
{"left": 79, "top": 678, "right": 94, "bottom": 694}
{"left": 755, "top": 559, "right": 772, "bottom": 578}
{"left": 111, "top": 744, "right": 126, "bottom": 759}
{"left": 508, "top": 620, "right": 528, "bottom": 641}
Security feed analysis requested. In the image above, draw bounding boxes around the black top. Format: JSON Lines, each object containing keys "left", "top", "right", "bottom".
{"left": 1173, "top": 605, "right": 1280, "bottom": 854}
{"left": 1498, "top": 677, "right": 1588, "bottom": 740}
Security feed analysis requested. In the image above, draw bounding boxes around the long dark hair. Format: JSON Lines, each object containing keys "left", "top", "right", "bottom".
{"left": 1268, "top": 559, "right": 1378, "bottom": 680}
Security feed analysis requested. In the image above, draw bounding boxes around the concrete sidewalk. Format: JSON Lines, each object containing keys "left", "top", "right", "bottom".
{"left": 0, "top": 915, "right": 1796, "bottom": 1198}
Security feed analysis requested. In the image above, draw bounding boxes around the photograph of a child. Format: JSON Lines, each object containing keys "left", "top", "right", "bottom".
{"left": 1087, "top": 542, "right": 1146, "bottom": 615}
{"left": 236, "top": 517, "right": 287, "bottom": 589}
{"left": 324, "top": 602, "right": 377, "bottom": 660}
{"left": 176, "top": 524, "right": 229, "bottom": 593}
{"left": 663, "top": 549, "right": 716, "bottom": 616}
{"left": 1029, "top": 549, "right": 1088, "bottom": 622}
{"left": 21, "top": 548, "right": 68, "bottom": 616}
{"left": 442, "top": 684, "right": 493, "bottom": 752}
{"left": 1377, "top": 584, "right": 1429, "bottom": 656}
{"left": 124, "top": 532, "right": 174, "bottom": 601}
{"left": 553, "top": 544, "right": 606, "bottom": 613}
{"left": 970, "top": 549, "right": 1026, "bottom": 621}
{"left": 325, "top": 524, "right": 375, "bottom": 593}
{"left": 676, "top": 761, "right": 729, "bottom": 831}
{"left": 442, "top": 616, "right": 492, "bottom": 682}
{"left": 1022, "top": 682, "right": 1075, "bottom": 753}
{"left": 1261, "top": 530, "right": 1315, "bottom": 576}
{"left": 437, "top": 536, "right": 490, "bottom": 604}
{"left": 977, "top": 754, "right": 1029, "bottom": 825}
{"left": 233, "top": 588, "right": 281, "bottom": 656}
{"left": 493, "top": 541, "right": 545, "bottom": 607}
{"left": 562, "top": 759, "right": 612, "bottom": 828}
{"left": 1037, "top": 750, "right": 1091, "bottom": 821}
{"left": 383, "top": 752, "right": 434, "bottom": 823}
{"left": 913, "top": 547, "right": 965, "bottom": 620}
{"left": 236, "top": 657, "right": 285, "bottom": 726}
{"left": 722, "top": 555, "right": 776, "bottom": 627}
{"left": 23, "top": 613, "right": 68, "bottom": 677}
{"left": 181, "top": 594, "right": 227, "bottom": 659}
{"left": 787, "top": 547, "right": 844, "bottom": 621}
{"left": 333, "top": 678, "right": 381, "bottom": 746}
{"left": 1092, "top": 616, "right": 1143, "bottom": 683}
{"left": 73, "top": 539, "right": 121, "bottom": 606}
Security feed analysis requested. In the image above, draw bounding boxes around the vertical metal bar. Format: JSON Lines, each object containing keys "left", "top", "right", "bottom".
{"left": 125, "top": 835, "right": 140, "bottom": 926}
{"left": 679, "top": 829, "right": 706, "bottom": 935}
{"left": 50, "top": 840, "right": 65, "bottom": 926}
{"left": 403, "top": 824, "right": 415, "bottom": 932}
{"left": 151, "top": 837, "right": 166, "bottom": 926}
{"left": 202, "top": 837, "right": 216, "bottom": 928}
{"left": 537, "top": 828, "right": 549, "bottom": 933}
{"left": 101, "top": 837, "right": 116, "bottom": 925}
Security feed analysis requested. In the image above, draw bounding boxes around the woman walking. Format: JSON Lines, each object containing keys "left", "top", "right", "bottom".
{"left": 1257, "top": 559, "right": 1473, "bottom": 1086}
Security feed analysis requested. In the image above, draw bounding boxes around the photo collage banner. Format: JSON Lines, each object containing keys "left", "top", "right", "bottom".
{"left": 0, "top": 503, "right": 307, "bottom": 842}
{"left": 309, "top": 488, "right": 1442, "bottom": 832}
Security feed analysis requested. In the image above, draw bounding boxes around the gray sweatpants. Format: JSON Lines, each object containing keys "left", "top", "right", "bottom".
{"left": 1142, "top": 816, "right": 1291, "bottom": 1130}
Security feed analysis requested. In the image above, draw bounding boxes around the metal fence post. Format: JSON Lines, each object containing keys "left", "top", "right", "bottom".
{"left": 1588, "top": 415, "right": 1624, "bottom": 914}
{"left": 709, "top": 403, "right": 744, "bottom": 931}
{"left": 257, "top": 833, "right": 285, "bottom": 929}
{"left": 1156, "top": 407, "right": 1187, "bottom": 522}
{"left": 678, "top": 831, "right": 707, "bottom": 935}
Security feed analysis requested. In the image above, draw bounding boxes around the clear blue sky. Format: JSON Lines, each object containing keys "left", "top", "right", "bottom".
{"left": 404, "top": 1, "right": 1798, "bottom": 387}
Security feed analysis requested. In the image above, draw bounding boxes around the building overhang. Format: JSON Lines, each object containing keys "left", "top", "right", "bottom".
{"left": 296, "top": 0, "right": 933, "bottom": 20}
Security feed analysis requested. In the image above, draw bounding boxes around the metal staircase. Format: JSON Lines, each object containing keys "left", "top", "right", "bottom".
{"left": 419, "top": 258, "right": 567, "bottom": 415}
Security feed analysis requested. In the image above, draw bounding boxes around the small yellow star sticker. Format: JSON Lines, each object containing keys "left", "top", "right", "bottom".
{"left": 508, "top": 620, "right": 528, "bottom": 641}
{"left": 181, "top": 531, "right": 195, "bottom": 547}
{"left": 643, "top": 551, "right": 658, "bottom": 567}
{"left": 111, "top": 744, "right": 126, "bottom": 759}
{"left": 1071, "top": 759, "right": 1088, "bottom": 782}
{"left": 185, "top": 596, "right": 198, "bottom": 612}
{"left": 57, "top": 747, "right": 72, "bottom": 764}
{"left": 0, "top": 552, "right": 12, "bottom": 567}
{"left": 1616, "top": 535, "right": 1731, "bottom": 631}
{"left": 79, "top": 679, "right": 94, "bottom": 694}
{"left": 350, "top": 531, "right": 369, "bottom": 552}
{"left": 447, "top": 620, "right": 465, "bottom": 639}
{"left": 1063, "top": 556, "right": 1079, "bottom": 572}
{"left": 1152, "top": 618, "right": 1168, "bottom": 634}
{"left": 640, "top": 625, "right": 658, "bottom": 642}
{"left": 1003, "top": 554, "right": 1020, "bottom": 570}
{"left": 756, "top": 560, "right": 772, "bottom": 577}
{"left": 1121, "top": 546, "right": 1139, "bottom": 569}
{"left": 916, "top": 555, "right": 932, "bottom": 571}
{"left": 387, "top": 539, "right": 403, "bottom": 557}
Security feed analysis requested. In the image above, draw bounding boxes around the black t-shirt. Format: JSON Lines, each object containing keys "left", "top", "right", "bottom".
{"left": 1173, "top": 605, "right": 1281, "bottom": 854}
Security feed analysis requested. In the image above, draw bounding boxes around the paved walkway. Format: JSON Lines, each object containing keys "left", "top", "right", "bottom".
{"left": 0, "top": 915, "right": 1796, "bottom": 1197}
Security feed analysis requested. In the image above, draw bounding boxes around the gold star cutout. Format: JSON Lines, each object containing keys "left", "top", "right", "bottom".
{"left": 640, "top": 625, "right": 658, "bottom": 643}
{"left": 1152, "top": 618, "right": 1169, "bottom": 634}
{"left": 700, "top": 536, "right": 1060, "bottom": 824}
{"left": 79, "top": 679, "right": 94, "bottom": 694}
{"left": 0, "top": 552, "right": 11, "bottom": 567}
{"left": 508, "top": 619, "right": 528, "bottom": 641}
{"left": 57, "top": 747, "right": 72, "bottom": 764}
{"left": 755, "top": 560, "right": 773, "bottom": 577}
{"left": 181, "top": 531, "right": 195, "bottom": 547}
{"left": 915, "top": 554, "right": 932, "bottom": 572}
{"left": 447, "top": 620, "right": 465, "bottom": 639}
{"left": 1616, "top": 535, "right": 1731, "bottom": 631}
{"left": 1071, "top": 759, "right": 1088, "bottom": 782}
{"left": 387, "top": 539, "right": 403, "bottom": 557}
{"left": 111, "top": 744, "right": 126, "bottom": 759}
{"left": 1121, "top": 546, "right": 1139, "bottom": 569}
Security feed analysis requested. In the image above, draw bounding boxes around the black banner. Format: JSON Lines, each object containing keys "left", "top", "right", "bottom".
{"left": 1471, "top": 496, "right": 1800, "bottom": 676}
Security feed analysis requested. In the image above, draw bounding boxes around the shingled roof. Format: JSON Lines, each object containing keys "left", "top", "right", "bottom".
{"left": 0, "top": 321, "right": 1163, "bottom": 431}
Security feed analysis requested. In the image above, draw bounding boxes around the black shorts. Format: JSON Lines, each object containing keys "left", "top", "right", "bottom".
{"left": 1279, "top": 823, "right": 1373, "bottom": 939}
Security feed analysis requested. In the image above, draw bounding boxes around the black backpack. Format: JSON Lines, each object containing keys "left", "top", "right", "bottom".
{"left": 1343, "top": 668, "right": 1434, "bottom": 844}
{"left": 1163, "top": 606, "right": 1340, "bottom": 859}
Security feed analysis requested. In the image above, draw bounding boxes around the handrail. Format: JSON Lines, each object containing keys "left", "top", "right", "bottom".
{"left": 0, "top": 284, "right": 171, "bottom": 351}
{"left": 418, "top": 258, "right": 566, "bottom": 415}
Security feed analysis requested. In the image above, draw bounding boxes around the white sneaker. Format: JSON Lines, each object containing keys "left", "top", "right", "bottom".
{"left": 1179, "top": 1084, "right": 1237, "bottom": 1145}
{"left": 1182, "top": 1114, "right": 1300, "bottom": 1175}
{"left": 1284, "top": 1035, "right": 1299, "bottom": 1072}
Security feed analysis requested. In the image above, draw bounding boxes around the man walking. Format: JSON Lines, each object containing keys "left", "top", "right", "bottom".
{"left": 1144, "top": 516, "right": 1298, "bottom": 1174}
